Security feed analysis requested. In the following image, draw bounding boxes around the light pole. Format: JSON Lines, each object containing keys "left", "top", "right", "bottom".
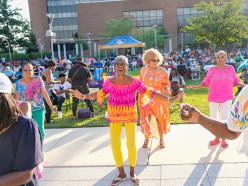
{"left": 0, "top": 35, "right": 12, "bottom": 62}
{"left": 152, "top": 25, "right": 158, "bottom": 49}
{"left": 181, "top": 32, "right": 184, "bottom": 51}
{"left": 37, "top": 38, "right": 43, "bottom": 59}
{"left": 46, "top": 14, "right": 56, "bottom": 60}
{"left": 87, "top": 32, "right": 92, "bottom": 58}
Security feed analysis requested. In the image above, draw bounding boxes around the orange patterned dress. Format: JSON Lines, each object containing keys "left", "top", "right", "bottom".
{"left": 138, "top": 66, "right": 170, "bottom": 138}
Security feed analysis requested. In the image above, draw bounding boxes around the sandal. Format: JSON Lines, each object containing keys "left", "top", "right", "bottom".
{"left": 142, "top": 139, "right": 149, "bottom": 148}
{"left": 131, "top": 175, "right": 140, "bottom": 185}
{"left": 159, "top": 139, "right": 165, "bottom": 148}
{"left": 209, "top": 139, "right": 220, "bottom": 147}
{"left": 221, "top": 140, "right": 228, "bottom": 148}
{"left": 111, "top": 176, "right": 127, "bottom": 186}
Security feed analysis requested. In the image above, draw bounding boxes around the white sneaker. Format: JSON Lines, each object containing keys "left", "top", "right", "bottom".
{"left": 58, "top": 111, "right": 63, "bottom": 118}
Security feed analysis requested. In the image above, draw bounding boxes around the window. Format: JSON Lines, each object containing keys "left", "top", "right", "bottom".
{"left": 53, "top": 25, "right": 78, "bottom": 31}
{"left": 48, "top": 6, "right": 77, "bottom": 13}
{"left": 77, "top": 0, "right": 126, "bottom": 3}
{"left": 47, "top": 1, "right": 78, "bottom": 41}
{"left": 47, "top": 0, "right": 76, "bottom": 6}
{"left": 122, "top": 9, "right": 163, "bottom": 27}
{"left": 53, "top": 17, "right": 78, "bottom": 26}
{"left": 176, "top": 7, "right": 204, "bottom": 46}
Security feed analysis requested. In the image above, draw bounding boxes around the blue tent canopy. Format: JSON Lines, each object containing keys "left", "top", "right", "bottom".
{"left": 99, "top": 35, "right": 145, "bottom": 50}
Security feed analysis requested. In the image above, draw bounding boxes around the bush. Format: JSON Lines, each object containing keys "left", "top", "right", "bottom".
{"left": 0, "top": 51, "right": 51, "bottom": 61}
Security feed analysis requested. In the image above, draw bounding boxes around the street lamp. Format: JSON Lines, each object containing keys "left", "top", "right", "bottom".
{"left": 46, "top": 14, "right": 56, "bottom": 60}
{"left": 0, "top": 35, "right": 12, "bottom": 62}
{"left": 87, "top": 32, "right": 92, "bottom": 58}
{"left": 37, "top": 38, "right": 43, "bottom": 59}
{"left": 181, "top": 32, "right": 184, "bottom": 51}
{"left": 152, "top": 25, "right": 158, "bottom": 49}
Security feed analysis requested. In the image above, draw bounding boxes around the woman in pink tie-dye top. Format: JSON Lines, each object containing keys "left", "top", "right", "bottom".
{"left": 187, "top": 50, "right": 244, "bottom": 149}
{"left": 72, "top": 55, "right": 182, "bottom": 186}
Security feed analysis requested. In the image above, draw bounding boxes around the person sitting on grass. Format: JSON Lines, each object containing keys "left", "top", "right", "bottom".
{"left": 71, "top": 55, "right": 183, "bottom": 186}
{"left": 169, "top": 68, "right": 185, "bottom": 103}
{"left": 180, "top": 85, "right": 248, "bottom": 140}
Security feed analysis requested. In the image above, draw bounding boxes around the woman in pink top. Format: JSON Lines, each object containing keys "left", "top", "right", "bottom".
{"left": 72, "top": 56, "right": 183, "bottom": 186}
{"left": 187, "top": 50, "right": 244, "bottom": 148}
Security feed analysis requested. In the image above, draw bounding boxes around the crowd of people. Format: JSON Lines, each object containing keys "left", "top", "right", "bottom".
{"left": 0, "top": 47, "right": 248, "bottom": 186}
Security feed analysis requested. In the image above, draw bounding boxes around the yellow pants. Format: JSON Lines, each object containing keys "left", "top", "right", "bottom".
{"left": 110, "top": 123, "right": 137, "bottom": 167}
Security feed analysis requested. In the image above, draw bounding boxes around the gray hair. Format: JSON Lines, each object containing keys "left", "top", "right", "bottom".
{"left": 114, "top": 55, "right": 129, "bottom": 66}
{"left": 215, "top": 50, "right": 227, "bottom": 58}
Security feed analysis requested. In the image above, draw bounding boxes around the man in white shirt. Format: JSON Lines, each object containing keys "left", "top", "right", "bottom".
{"left": 54, "top": 73, "right": 71, "bottom": 118}
{"left": 181, "top": 85, "right": 248, "bottom": 139}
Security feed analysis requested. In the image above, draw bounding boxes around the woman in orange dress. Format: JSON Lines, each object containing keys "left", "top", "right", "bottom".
{"left": 139, "top": 48, "right": 171, "bottom": 148}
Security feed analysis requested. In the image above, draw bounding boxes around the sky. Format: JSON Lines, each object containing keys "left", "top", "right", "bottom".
{"left": 10, "top": 0, "right": 30, "bottom": 21}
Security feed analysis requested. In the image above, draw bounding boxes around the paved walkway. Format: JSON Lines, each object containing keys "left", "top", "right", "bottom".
{"left": 40, "top": 125, "right": 248, "bottom": 186}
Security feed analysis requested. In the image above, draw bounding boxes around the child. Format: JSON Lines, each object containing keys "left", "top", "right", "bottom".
{"left": 169, "top": 68, "right": 185, "bottom": 103}
{"left": 18, "top": 101, "right": 32, "bottom": 118}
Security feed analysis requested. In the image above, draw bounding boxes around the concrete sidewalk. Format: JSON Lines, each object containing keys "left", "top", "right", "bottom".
{"left": 40, "top": 125, "right": 248, "bottom": 186}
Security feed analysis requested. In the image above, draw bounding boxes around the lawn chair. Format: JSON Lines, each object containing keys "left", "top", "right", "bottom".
{"left": 64, "top": 93, "right": 71, "bottom": 113}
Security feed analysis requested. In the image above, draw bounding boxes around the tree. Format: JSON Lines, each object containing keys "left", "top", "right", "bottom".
{"left": 17, "top": 22, "right": 39, "bottom": 53}
{"left": 100, "top": 18, "right": 134, "bottom": 38}
{"left": 182, "top": 0, "right": 248, "bottom": 48}
{"left": 0, "top": 0, "right": 38, "bottom": 53}
{"left": 135, "top": 27, "right": 167, "bottom": 49}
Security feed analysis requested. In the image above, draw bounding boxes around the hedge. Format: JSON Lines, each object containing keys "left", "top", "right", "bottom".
{"left": 0, "top": 52, "right": 50, "bottom": 61}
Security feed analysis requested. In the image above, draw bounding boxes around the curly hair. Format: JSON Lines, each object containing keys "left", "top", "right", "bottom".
{"left": 142, "top": 48, "right": 163, "bottom": 66}
{"left": 215, "top": 50, "right": 227, "bottom": 59}
{"left": 114, "top": 55, "right": 129, "bottom": 66}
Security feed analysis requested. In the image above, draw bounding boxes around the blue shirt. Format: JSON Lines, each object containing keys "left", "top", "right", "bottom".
{"left": 0, "top": 116, "right": 43, "bottom": 186}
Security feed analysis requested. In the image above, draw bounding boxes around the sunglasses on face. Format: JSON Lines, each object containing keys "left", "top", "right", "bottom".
{"left": 23, "top": 69, "right": 33, "bottom": 72}
{"left": 150, "top": 59, "right": 160, "bottom": 63}
{"left": 114, "top": 63, "right": 127, "bottom": 67}
{"left": 216, "top": 56, "right": 225, "bottom": 59}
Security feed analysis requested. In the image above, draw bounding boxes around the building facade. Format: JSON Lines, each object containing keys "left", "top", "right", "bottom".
{"left": 28, "top": 0, "right": 248, "bottom": 59}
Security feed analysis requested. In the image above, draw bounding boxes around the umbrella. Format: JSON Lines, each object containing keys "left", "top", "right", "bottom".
{"left": 237, "top": 60, "right": 248, "bottom": 73}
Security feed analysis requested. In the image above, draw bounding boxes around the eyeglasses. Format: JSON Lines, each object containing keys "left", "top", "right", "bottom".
{"left": 23, "top": 69, "right": 32, "bottom": 72}
{"left": 150, "top": 59, "right": 160, "bottom": 63}
{"left": 114, "top": 63, "right": 127, "bottom": 67}
{"left": 216, "top": 56, "right": 225, "bottom": 59}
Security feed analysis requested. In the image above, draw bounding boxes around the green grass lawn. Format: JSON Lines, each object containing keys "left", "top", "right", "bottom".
{"left": 45, "top": 69, "right": 238, "bottom": 129}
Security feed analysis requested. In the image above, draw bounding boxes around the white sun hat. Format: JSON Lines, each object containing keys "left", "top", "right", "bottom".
{"left": 0, "top": 73, "right": 12, "bottom": 94}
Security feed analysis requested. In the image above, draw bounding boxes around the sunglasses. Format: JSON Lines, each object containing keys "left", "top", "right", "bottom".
{"left": 23, "top": 69, "right": 33, "bottom": 72}
{"left": 114, "top": 63, "right": 127, "bottom": 67}
{"left": 150, "top": 59, "right": 160, "bottom": 63}
{"left": 216, "top": 56, "right": 225, "bottom": 59}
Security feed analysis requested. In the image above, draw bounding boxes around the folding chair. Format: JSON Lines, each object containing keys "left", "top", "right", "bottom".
{"left": 64, "top": 93, "right": 71, "bottom": 113}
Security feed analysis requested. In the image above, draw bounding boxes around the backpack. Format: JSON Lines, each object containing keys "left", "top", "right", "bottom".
{"left": 77, "top": 108, "right": 91, "bottom": 119}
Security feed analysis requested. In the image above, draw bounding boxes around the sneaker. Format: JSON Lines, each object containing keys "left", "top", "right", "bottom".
{"left": 209, "top": 139, "right": 220, "bottom": 147}
{"left": 57, "top": 111, "right": 63, "bottom": 118}
{"left": 221, "top": 140, "right": 228, "bottom": 148}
